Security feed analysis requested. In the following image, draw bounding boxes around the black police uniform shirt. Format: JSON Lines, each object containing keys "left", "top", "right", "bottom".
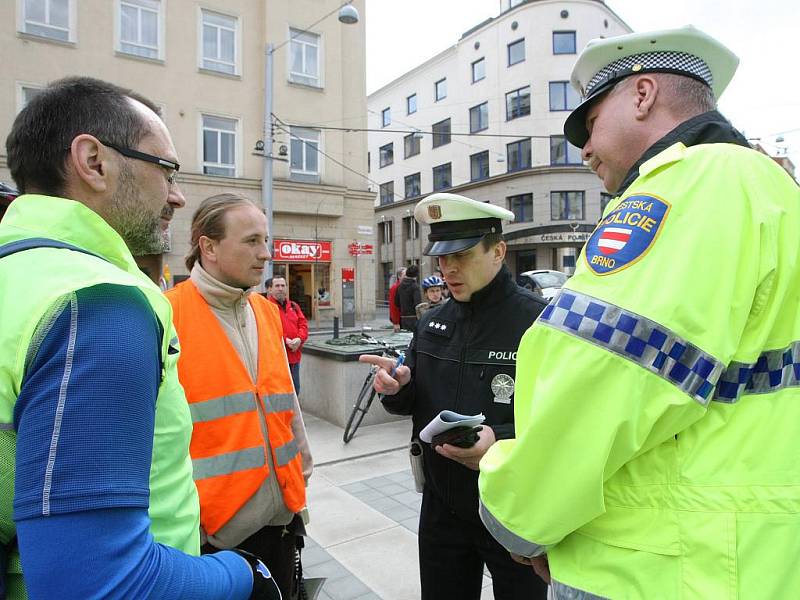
{"left": 382, "top": 264, "right": 547, "bottom": 523}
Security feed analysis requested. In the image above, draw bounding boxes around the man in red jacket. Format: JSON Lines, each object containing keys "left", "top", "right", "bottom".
{"left": 388, "top": 267, "right": 406, "bottom": 332}
{"left": 266, "top": 276, "right": 309, "bottom": 395}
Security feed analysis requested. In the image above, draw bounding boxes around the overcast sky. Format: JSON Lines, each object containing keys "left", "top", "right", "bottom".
{"left": 365, "top": 0, "right": 799, "bottom": 165}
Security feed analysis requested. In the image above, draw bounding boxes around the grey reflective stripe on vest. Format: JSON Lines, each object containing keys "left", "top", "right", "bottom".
{"left": 714, "top": 341, "right": 800, "bottom": 403}
{"left": 192, "top": 446, "right": 265, "bottom": 481}
{"left": 262, "top": 393, "right": 295, "bottom": 414}
{"left": 189, "top": 391, "right": 256, "bottom": 424}
{"left": 274, "top": 439, "right": 299, "bottom": 467}
{"left": 552, "top": 580, "right": 610, "bottom": 600}
{"left": 539, "top": 290, "right": 724, "bottom": 406}
{"left": 478, "top": 500, "right": 546, "bottom": 558}
{"left": 0, "top": 423, "right": 12, "bottom": 431}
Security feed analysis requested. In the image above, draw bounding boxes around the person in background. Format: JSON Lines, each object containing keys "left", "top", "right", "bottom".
{"left": 478, "top": 26, "right": 800, "bottom": 599}
{"left": 415, "top": 275, "right": 447, "bottom": 319}
{"left": 361, "top": 193, "right": 548, "bottom": 600}
{"left": 394, "top": 264, "right": 421, "bottom": 331}
{"left": 388, "top": 267, "right": 406, "bottom": 332}
{"left": 166, "top": 193, "right": 313, "bottom": 599}
{"left": 266, "top": 276, "right": 309, "bottom": 396}
{"left": 0, "top": 76, "right": 272, "bottom": 599}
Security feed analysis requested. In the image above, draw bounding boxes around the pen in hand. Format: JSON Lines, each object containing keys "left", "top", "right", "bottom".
{"left": 389, "top": 352, "right": 405, "bottom": 378}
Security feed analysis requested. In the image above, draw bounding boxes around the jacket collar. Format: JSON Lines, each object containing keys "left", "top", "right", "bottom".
{"left": 190, "top": 263, "right": 250, "bottom": 312}
{"left": 1, "top": 194, "right": 146, "bottom": 279}
{"left": 616, "top": 110, "right": 750, "bottom": 196}
{"left": 451, "top": 264, "right": 516, "bottom": 309}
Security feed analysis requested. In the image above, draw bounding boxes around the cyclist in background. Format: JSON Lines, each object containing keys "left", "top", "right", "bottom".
{"left": 415, "top": 275, "right": 447, "bottom": 319}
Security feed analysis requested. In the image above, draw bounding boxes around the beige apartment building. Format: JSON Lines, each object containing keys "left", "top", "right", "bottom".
{"left": 0, "top": 0, "right": 374, "bottom": 322}
{"left": 368, "top": 0, "right": 630, "bottom": 299}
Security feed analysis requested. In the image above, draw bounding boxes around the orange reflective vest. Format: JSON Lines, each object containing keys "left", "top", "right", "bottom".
{"left": 167, "top": 280, "right": 305, "bottom": 535}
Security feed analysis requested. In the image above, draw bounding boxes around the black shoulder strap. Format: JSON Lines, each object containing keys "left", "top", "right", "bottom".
{"left": 0, "top": 237, "right": 105, "bottom": 261}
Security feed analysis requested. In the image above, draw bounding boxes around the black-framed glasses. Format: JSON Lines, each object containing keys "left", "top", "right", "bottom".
{"left": 99, "top": 140, "right": 180, "bottom": 185}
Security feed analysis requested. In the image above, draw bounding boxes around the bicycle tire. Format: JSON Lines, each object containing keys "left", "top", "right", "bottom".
{"left": 343, "top": 369, "right": 378, "bottom": 443}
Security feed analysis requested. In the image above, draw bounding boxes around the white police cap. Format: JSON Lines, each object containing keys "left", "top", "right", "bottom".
{"left": 564, "top": 25, "right": 739, "bottom": 148}
{"left": 414, "top": 193, "right": 514, "bottom": 256}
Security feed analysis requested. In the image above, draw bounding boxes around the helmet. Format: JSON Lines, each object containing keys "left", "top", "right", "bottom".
{"left": 422, "top": 275, "right": 444, "bottom": 290}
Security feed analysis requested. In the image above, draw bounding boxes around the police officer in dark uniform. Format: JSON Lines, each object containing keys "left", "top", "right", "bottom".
{"left": 360, "top": 193, "right": 548, "bottom": 600}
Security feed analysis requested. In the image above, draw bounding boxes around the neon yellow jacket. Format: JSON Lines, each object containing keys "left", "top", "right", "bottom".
{"left": 478, "top": 142, "right": 800, "bottom": 599}
{"left": 0, "top": 196, "right": 200, "bottom": 598}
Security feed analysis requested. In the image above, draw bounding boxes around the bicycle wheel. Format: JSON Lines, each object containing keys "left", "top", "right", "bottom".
{"left": 343, "top": 369, "right": 378, "bottom": 443}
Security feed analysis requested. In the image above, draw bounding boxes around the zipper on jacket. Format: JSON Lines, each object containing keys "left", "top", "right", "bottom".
{"left": 448, "top": 305, "right": 473, "bottom": 508}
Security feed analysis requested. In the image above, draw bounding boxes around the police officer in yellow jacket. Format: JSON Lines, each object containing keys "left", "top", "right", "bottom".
{"left": 478, "top": 26, "right": 800, "bottom": 599}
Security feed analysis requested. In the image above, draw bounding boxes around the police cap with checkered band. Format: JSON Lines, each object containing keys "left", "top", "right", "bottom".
{"left": 564, "top": 25, "right": 739, "bottom": 148}
{"left": 414, "top": 193, "right": 515, "bottom": 256}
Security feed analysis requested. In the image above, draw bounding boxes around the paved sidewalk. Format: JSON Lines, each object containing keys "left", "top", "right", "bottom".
{"left": 302, "top": 414, "right": 496, "bottom": 600}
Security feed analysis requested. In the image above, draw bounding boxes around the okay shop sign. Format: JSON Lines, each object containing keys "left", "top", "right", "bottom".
{"left": 584, "top": 194, "right": 671, "bottom": 275}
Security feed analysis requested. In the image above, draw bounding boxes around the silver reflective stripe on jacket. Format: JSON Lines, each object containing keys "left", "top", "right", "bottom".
{"left": 0, "top": 423, "right": 13, "bottom": 431}
{"left": 538, "top": 290, "right": 724, "bottom": 406}
{"left": 262, "top": 393, "right": 295, "bottom": 414}
{"left": 552, "top": 580, "right": 610, "bottom": 600}
{"left": 714, "top": 341, "right": 800, "bottom": 402}
{"left": 274, "top": 439, "right": 299, "bottom": 467}
{"left": 478, "top": 500, "right": 546, "bottom": 557}
{"left": 192, "top": 446, "right": 265, "bottom": 480}
{"left": 189, "top": 391, "right": 256, "bottom": 423}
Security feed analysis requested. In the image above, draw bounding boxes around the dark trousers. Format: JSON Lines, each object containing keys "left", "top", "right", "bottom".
{"left": 418, "top": 490, "right": 548, "bottom": 600}
{"left": 400, "top": 315, "right": 418, "bottom": 331}
{"left": 289, "top": 361, "right": 301, "bottom": 395}
{"left": 202, "top": 524, "right": 297, "bottom": 599}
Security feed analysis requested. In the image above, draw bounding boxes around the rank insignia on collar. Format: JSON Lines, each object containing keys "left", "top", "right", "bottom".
{"left": 584, "top": 193, "right": 671, "bottom": 276}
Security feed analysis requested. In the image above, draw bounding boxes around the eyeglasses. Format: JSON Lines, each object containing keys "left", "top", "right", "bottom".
{"left": 99, "top": 140, "right": 180, "bottom": 185}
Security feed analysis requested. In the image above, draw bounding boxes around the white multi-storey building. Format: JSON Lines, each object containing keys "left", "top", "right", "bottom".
{"left": 368, "top": 0, "right": 630, "bottom": 297}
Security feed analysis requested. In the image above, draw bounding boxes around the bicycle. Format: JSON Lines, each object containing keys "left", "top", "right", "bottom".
{"left": 343, "top": 334, "right": 403, "bottom": 443}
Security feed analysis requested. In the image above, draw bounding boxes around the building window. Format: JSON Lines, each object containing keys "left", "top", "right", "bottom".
{"left": 507, "top": 138, "right": 531, "bottom": 172}
{"left": 433, "top": 163, "right": 452, "bottom": 191}
{"left": 23, "top": 0, "right": 72, "bottom": 41}
{"left": 290, "top": 127, "right": 320, "bottom": 182}
{"left": 435, "top": 78, "right": 447, "bottom": 101}
{"left": 381, "top": 107, "right": 391, "bottom": 127}
{"left": 201, "top": 9, "right": 238, "bottom": 75}
{"left": 505, "top": 86, "right": 530, "bottom": 120}
{"left": 379, "top": 142, "right": 394, "bottom": 168}
{"left": 432, "top": 118, "right": 451, "bottom": 148}
{"left": 367, "top": 151, "right": 370, "bottom": 173}
{"left": 406, "top": 93, "right": 417, "bottom": 115}
{"left": 509, "top": 0, "right": 525, "bottom": 7}
{"left": 471, "top": 58, "right": 486, "bottom": 83}
{"left": 600, "top": 193, "right": 614, "bottom": 214}
{"left": 550, "top": 135, "right": 582, "bottom": 165}
{"left": 549, "top": 81, "right": 581, "bottom": 111}
{"left": 551, "top": 191, "right": 585, "bottom": 220}
{"left": 17, "top": 84, "right": 43, "bottom": 112}
{"left": 507, "top": 38, "right": 525, "bottom": 66}
{"left": 380, "top": 220, "right": 393, "bottom": 244}
{"left": 469, "top": 102, "right": 489, "bottom": 133}
{"left": 379, "top": 181, "right": 394, "bottom": 205}
{"left": 403, "top": 216, "right": 419, "bottom": 240}
{"left": 202, "top": 114, "right": 237, "bottom": 177}
{"left": 470, "top": 151, "right": 489, "bottom": 182}
{"left": 118, "top": 0, "right": 160, "bottom": 59}
{"left": 289, "top": 29, "right": 320, "bottom": 87}
{"left": 553, "top": 31, "right": 576, "bottom": 54}
{"left": 508, "top": 193, "right": 533, "bottom": 222}
{"left": 404, "top": 133, "right": 421, "bottom": 158}
{"left": 405, "top": 173, "right": 421, "bottom": 198}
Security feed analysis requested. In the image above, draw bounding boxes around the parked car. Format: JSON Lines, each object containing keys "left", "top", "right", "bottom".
{"left": 516, "top": 269, "right": 568, "bottom": 301}
{"left": 0, "top": 182, "right": 18, "bottom": 221}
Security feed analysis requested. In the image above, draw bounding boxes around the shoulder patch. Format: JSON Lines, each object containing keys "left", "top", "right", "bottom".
{"left": 584, "top": 194, "right": 670, "bottom": 276}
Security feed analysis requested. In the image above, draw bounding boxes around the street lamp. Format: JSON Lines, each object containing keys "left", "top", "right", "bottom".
{"left": 262, "top": 2, "right": 360, "bottom": 280}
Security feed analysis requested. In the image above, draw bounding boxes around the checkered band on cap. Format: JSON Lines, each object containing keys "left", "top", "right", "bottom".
{"left": 584, "top": 51, "right": 713, "bottom": 98}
